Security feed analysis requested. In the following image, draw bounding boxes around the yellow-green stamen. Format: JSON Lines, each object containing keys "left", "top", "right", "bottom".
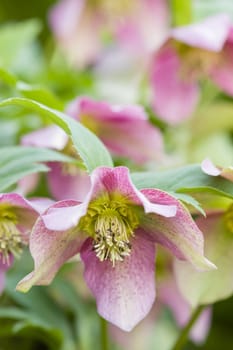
{"left": 80, "top": 196, "right": 140, "bottom": 266}
{"left": 0, "top": 208, "right": 23, "bottom": 264}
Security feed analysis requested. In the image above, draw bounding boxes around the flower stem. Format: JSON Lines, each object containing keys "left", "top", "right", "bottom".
{"left": 171, "top": 305, "right": 205, "bottom": 350}
{"left": 170, "top": 0, "right": 193, "bottom": 26}
{"left": 100, "top": 317, "right": 109, "bottom": 350}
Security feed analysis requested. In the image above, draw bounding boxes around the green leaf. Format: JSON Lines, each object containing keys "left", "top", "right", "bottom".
{"left": 170, "top": 192, "right": 206, "bottom": 216}
{"left": 170, "top": 0, "right": 193, "bottom": 26}
{"left": 0, "top": 97, "right": 113, "bottom": 172}
{"left": 0, "top": 19, "right": 41, "bottom": 68}
{"left": 0, "top": 146, "right": 75, "bottom": 192}
{"left": 174, "top": 212, "right": 233, "bottom": 307}
{"left": 131, "top": 164, "right": 233, "bottom": 199}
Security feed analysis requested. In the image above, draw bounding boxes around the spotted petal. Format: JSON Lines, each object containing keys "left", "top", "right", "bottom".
{"left": 17, "top": 200, "right": 86, "bottom": 292}
{"left": 81, "top": 232, "right": 156, "bottom": 331}
{"left": 140, "top": 189, "right": 215, "bottom": 270}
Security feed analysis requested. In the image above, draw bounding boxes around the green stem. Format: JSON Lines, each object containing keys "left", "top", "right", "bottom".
{"left": 171, "top": 305, "right": 206, "bottom": 350}
{"left": 170, "top": 0, "right": 193, "bottom": 26}
{"left": 100, "top": 317, "right": 109, "bottom": 350}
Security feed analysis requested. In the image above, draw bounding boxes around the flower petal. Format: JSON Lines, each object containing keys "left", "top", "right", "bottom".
{"left": 67, "top": 96, "right": 164, "bottom": 164}
{"left": 90, "top": 166, "right": 177, "bottom": 217}
{"left": 140, "top": 189, "right": 215, "bottom": 270}
{"left": 150, "top": 45, "right": 199, "bottom": 124}
{"left": 47, "top": 162, "right": 91, "bottom": 201}
{"left": 210, "top": 39, "right": 233, "bottom": 95}
{"left": 16, "top": 201, "right": 86, "bottom": 292}
{"left": 21, "top": 125, "right": 68, "bottom": 150}
{"left": 42, "top": 200, "right": 84, "bottom": 231}
{"left": 80, "top": 232, "right": 156, "bottom": 331}
{"left": 201, "top": 158, "right": 221, "bottom": 176}
{"left": 171, "top": 14, "right": 231, "bottom": 51}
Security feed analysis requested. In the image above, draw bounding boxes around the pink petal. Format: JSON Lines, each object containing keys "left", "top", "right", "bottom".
{"left": 42, "top": 200, "right": 85, "bottom": 231}
{"left": 47, "top": 162, "right": 91, "bottom": 201}
{"left": 150, "top": 45, "right": 199, "bottom": 124}
{"left": 21, "top": 125, "right": 68, "bottom": 150}
{"left": 17, "top": 173, "right": 39, "bottom": 195}
{"left": 28, "top": 197, "right": 55, "bottom": 214}
{"left": 67, "top": 96, "right": 164, "bottom": 164}
{"left": 171, "top": 14, "right": 231, "bottom": 51}
{"left": 0, "top": 193, "right": 40, "bottom": 228}
{"left": 210, "top": 40, "right": 233, "bottom": 95}
{"left": 140, "top": 189, "right": 215, "bottom": 270}
{"left": 81, "top": 232, "right": 156, "bottom": 331}
{"left": 17, "top": 201, "right": 86, "bottom": 292}
{"left": 201, "top": 158, "right": 221, "bottom": 176}
{"left": 90, "top": 166, "right": 176, "bottom": 217}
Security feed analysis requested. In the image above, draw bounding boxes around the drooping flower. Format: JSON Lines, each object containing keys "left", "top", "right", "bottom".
{"left": 17, "top": 166, "right": 214, "bottom": 331}
{"left": 150, "top": 14, "right": 233, "bottom": 124}
{"left": 67, "top": 96, "right": 164, "bottom": 164}
{"left": 201, "top": 158, "right": 233, "bottom": 182}
{"left": 48, "top": 0, "right": 169, "bottom": 68}
{"left": 22, "top": 97, "right": 164, "bottom": 200}
{"left": 0, "top": 193, "right": 45, "bottom": 294}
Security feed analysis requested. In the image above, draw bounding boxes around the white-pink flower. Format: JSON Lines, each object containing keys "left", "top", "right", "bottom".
{"left": 150, "top": 14, "right": 233, "bottom": 124}
{"left": 17, "top": 166, "right": 214, "bottom": 331}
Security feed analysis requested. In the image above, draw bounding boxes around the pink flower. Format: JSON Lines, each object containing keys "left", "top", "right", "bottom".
{"left": 67, "top": 96, "right": 164, "bottom": 164}
{"left": 150, "top": 14, "right": 233, "bottom": 124}
{"left": 17, "top": 166, "right": 214, "bottom": 331}
{"left": 201, "top": 158, "right": 233, "bottom": 182}
{"left": 48, "top": 0, "right": 169, "bottom": 68}
{"left": 22, "top": 97, "right": 164, "bottom": 200}
{"left": 0, "top": 193, "right": 43, "bottom": 293}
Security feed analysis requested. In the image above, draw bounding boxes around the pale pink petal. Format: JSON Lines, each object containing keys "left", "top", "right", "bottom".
{"left": 47, "top": 162, "right": 91, "bottom": 201}
{"left": 49, "top": 0, "right": 102, "bottom": 67}
{"left": 140, "top": 189, "right": 215, "bottom": 270}
{"left": 17, "top": 173, "right": 39, "bottom": 196}
{"left": 0, "top": 193, "right": 40, "bottom": 227}
{"left": 43, "top": 166, "right": 176, "bottom": 232}
{"left": 150, "top": 45, "right": 199, "bottom": 124}
{"left": 171, "top": 14, "right": 231, "bottom": 51}
{"left": 211, "top": 40, "right": 233, "bottom": 95}
{"left": 81, "top": 232, "right": 156, "bottom": 331}
{"left": 90, "top": 166, "right": 177, "bottom": 217}
{"left": 202, "top": 158, "right": 233, "bottom": 181}
{"left": 159, "top": 277, "right": 212, "bottom": 344}
{"left": 17, "top": 201, "right": 86, "bottom": 292}
{"left": 49, "top": 0, "right": 84, "bottom": 39}
{"left": 21, "top": 125, "right": 68, "bottom": 150}
{"left": 28, "top": 198, "right": 55, "bottom": 214}
{"left": 115, "top": 0, "right": 170, "bottom": 53}
{"left": 201, "top": 158, "right": 221, "bottom": 176}
{"left": 67, "top": 96, "right": 164, "bottom": 164}
{"left": 42, "top": 200, "right": 85, "bottom": 231}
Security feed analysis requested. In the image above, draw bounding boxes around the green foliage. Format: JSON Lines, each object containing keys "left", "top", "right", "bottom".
{"left": 0, "top": 97, "right": 113, "bottom": 172}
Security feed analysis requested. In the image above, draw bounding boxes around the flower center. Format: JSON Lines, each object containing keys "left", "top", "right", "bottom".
{"left": 80, "top": 196, "right": 139, "bottom": 266}
{"left": 0, "top": 208, "right": 23, "bottom": 264}
{"left": 224, "top": 203, "right": 233, "bottom": 233}
{"left": 176, "top": 43, "right": 220, "bottom": 81}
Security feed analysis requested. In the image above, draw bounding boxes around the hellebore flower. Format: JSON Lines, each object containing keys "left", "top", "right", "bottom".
{"left": 67, "top": 96, "right": 164, "bottom": 164}
{"left": 201, "top": 158, "right": 233, "bottom": 182}
{"left": 150, "top": 14, "right": 233, "bottom": 124}
{"left": 22, "top": 97, "right": 164, "bottom": 200}
{"left": 0, "top": 193, "right": 44, "bottom": 293}
{"left": 17, "top": 166, "right": 214, "bottom": 331}
{"left": 48, "top": 0, "right": 169, "bottom": 68}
